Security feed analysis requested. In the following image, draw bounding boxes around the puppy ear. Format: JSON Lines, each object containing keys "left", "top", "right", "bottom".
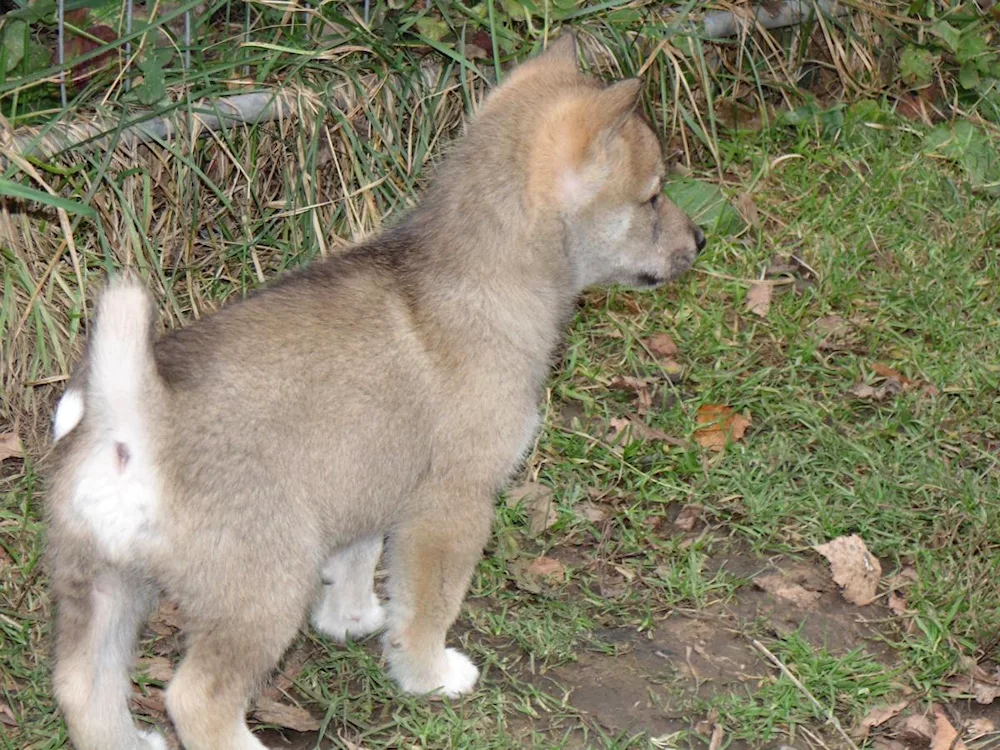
{"left": 539, "top": 32, "right": 579, "bottom": 71}
{"left": 556, "top": 79, "right": 644, "bottom": 209}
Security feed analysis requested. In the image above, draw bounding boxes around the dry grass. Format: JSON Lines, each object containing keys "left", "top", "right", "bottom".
{"left": 0, "top": 3, "right": 908, "bottom": 448}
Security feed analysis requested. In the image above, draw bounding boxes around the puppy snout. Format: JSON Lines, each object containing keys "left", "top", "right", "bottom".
{"left": 693, "top": 226, "right": 706, "bottom": 254}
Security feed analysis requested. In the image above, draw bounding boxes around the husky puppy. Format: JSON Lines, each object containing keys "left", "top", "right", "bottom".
{"left": 45, "top": 33, "right": 705, "bottom": 750}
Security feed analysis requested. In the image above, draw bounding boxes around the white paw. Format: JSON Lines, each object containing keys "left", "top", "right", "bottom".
{"left": 312, "top": 592, "right": 386, "bottom": 642}
{"left": 391, "top": 647, "right": 480, "bottom": 698}
{"left": 439, "top": 648, "right": 480, "bottom": 698}
{"left": 138, "top": 730, "right": 168, "bottom": 750}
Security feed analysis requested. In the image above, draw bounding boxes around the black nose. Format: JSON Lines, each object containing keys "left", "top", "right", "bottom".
{"left": 694, "top": 227, "right": 706, "bottom": 254}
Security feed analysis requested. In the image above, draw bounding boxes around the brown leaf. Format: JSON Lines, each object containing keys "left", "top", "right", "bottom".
{"left": 130, "top": 687, "right": 167, "bottom": 717}
{"left": 0, "top": 701, "right": 16, "bottom": 727}
{"left": 931, "top": 705, "right": 968, "bottom": 750}
{"left": 888, "top": 591, "right": 910, "bottom": 616}
{"left": 138, "top": 656, "right": 174, "bottom": 682}
{"left": 147, "top": 600, "right": 183, "bottom": 636}
{"left": 573, "top": 502, "right": 608, "bottom": 524}
{"left": 965, "top": 718, "right": 996, "bottom": 740}
{"left": 873, "top": 363, "right": 912, "bottom": 387}
{"left": 848, "top": 380, "right": 903, "bottom": 402}
{"left": 609, "top": 375, "right": 655, "bottom": 413}
{"left": 898, "top": 713, "right": 934, "bottom": 743}
{"left": 505, "top": 483, "right": 557, "bottom": 536}
{"left": 646, "top": 333, "right": 678, "bottom": 358}
{"left": 0, "top": 432, "right": 23, "bottom": 463}
{"left": 814, "top": 534, "right": 882, "bottom": 606}
{"left": 673, "top": 503, "right": 705, "bottom": 532}
{"left": 708, "top": 723, "right": 724, "bottom": 750}
{"left": 609, "top": 416, "right": 683, "bottom": 446}
{"left": 337, "top": 732, "right": 372, "bottom": 750}
{"left": 754, "top": 573, "right": 821, "bottom": 609}
{"left": 974, "top": 681, "right": 1000, "bottom": 704}
{"left": 745, "top": 282, "right": 772, "bottom": 318}
{"left": 525, "top": 556, "right": 565, "bottom": 581}
{"left": 855, "top": 700, "right": 908, "bottom": 740}
{"left": 694, "top": 405, "right": 751, "bottom": 451}
{"left": 734, "top": 193, "right": 759, "bottom": 228}
{"left": 252, "top": 697, "right": 321, "bottom": 732}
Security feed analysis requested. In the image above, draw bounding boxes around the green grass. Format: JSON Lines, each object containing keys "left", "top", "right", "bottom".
{"left": 2, "top": 100, "right": 999, "bottom": 749}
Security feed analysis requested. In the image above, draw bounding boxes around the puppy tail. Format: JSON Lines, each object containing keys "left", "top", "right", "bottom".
{"left": 53, "top": 274, "right": 163, "bottom": 443}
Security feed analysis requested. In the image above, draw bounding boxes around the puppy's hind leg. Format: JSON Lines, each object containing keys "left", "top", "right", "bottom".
{"left": 311, "top": 534, "right": 386, "bottom": 642}
{"left": 52, "top": 569, "right": 162, "bottom": 750}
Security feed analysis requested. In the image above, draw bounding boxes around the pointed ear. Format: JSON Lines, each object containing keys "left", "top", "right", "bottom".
{"left": 539, "top": 32, "right": 579, "bottom": 71}
{"left": 554, "top": 80, "right": 643, "bottom": 210}
{"left": 594, "top": 78, "right": 643, "bottom": 137}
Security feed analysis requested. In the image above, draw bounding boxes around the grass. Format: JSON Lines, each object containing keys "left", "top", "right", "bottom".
{"left": 3, "top": 1, "right": 1000, "bottom": 748}
{"left": 3, "top": 98, "right": 999, "bottom": 749}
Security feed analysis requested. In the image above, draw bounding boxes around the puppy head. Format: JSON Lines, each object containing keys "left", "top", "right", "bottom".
{"left": 507, "top": 34, "right": 706, "bottom": 291}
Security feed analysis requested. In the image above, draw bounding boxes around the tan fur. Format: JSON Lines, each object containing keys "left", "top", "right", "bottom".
{"left": 44, "top": 33, "right": 704, "bottom": 750}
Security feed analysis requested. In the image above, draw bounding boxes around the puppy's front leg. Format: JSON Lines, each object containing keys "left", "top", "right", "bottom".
{"left": 381, "top": 484, "right": 492, "bottom": 697}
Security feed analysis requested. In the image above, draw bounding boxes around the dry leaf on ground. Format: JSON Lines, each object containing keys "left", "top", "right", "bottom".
{"left": 848, "top": 381, "right": 903, "bottom": 402}
{"left": 673, "top": 503, "right": 705, "bottom": 532}
{"left": 872, "top": 363, "right": 912, "bottom": 387}
{"left": 0, "top": 701, "right": 15, "bottom": 727}
{"left": 965, "top": 718, "right": 996, "bottom": 740}
{"left": 898, "top": 712, "right": 934, "bottom": 743}
{"left": 708, "top": 723, "right": 725, "bottom": 750}
{"left": 814, "top": 534, "right": 882, "bottom": 606}
{"left": 931, "top": 705, "right": 968, "bottom": 750}
{"left": 130, "top": 687, "right": 167, "bottom": 717}
{"left": 609, "top": 375, "right": 655, "bottom": 412}
{"left": 745, "top": 282, "right": 772, "bottom": 318}
{"left": 573, "top": 502, "right": 608, "bottom": 524}
{"left": 646, "top": 333, "right": 678, "bottom": 358}
{"left": 754, "top": 573, "right": 821, "bottom": 609}
{"left": 252, "top": 697, "right": 321, "bottom": 732}
{"left": 147, "top": 600, "right": 183, "bottom": 636}
{"left": 525, "top": 556, "right": 566, "bottom": 581}
{"left": 0, "top": 432, "right": 23, "bottom": 463}
{"left": 888, "top": 591, "right": 911, "bottom": 616}
{"left": 505, "top": 483, "right": 557, "bottom": 536}
{"left": 138, "top": 656, "right": 175, "bottom": 682}
{"left": 608, "top": 416, "right": 683, "bottom": 447}
{"left": 854, "top": 700, "right": 909, "bottom": 740}
{"left": 694, "top": 405, "right": 751, "bottom": 451}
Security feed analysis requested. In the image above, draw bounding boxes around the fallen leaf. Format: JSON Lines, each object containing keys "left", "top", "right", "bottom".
{"left": 138, "top": 656, "right": 174, "bottom": 682}
{"left": 898, "top": 712, "right": 934, "bottom": 743}
{"left": 252, "top": 697, "right": 321, "bottom": 732}
{"left": 734, "top": 193, "right": 760, "bottom": 228}
{"left": 931, "top": 705, "right": 968, "bottom": 750}
{"left": 815, "top": 315, "right": 850, "bottom": 336}
{"left": 573, "top": 502, "right": 608, "bottom": 524}
{"left": 848, "top": 380, "right": 903, "bottom": 402}
{"left": 873, "top": 363, "right": 912, "bottom": 387}
{"left": 646, "top": 333, "right": 678, "bottom": 358}
{"left": 609, "top": 375, "right": 655, "bottom": 412}
{"left": 130, "top": 687, "right": 167, "bottom": 717}
{"left": 505, "top": 483, "right": 557, "bottom": 536}
{"left": 965, "top": 718, "right": 996, "bottom": 739}
{"left": 694, "top": 405, "right": 751, "bottom": 451}
{"left": 0, "top": 432, "right": 23, "bottom": 463}
{"left": 754, "top": 573, "right": 821, "bottom": 609}
{"left": 525, "top": 556, "right": 566, "bottom": 581}
{"left": 708, "top": 723, "right": 724, "bottom": 750}
{"left": 888, "top": 591, "right": 910, "bottom": 616}
{"left": 673, "top": 503, "right": 705, "bottom": 532}
{"left": 745, "top": 282, "right": 772, "bottom": 318}
{"left": 608, "top": 417, "right": 683, "bottom": 446}
{"left": 873, "top": 741, "right": 907, "bottom": 750}
{"left": 147, "top": 600, "right": 183, "bottom": 636}
{"left": 974, "top": 682, "right": 1000, "bottom": 704}
{"left": 855, "top": 700, "right": 909, "bottom": 740}
{"left": 814, "top": 534, "right": 882, "bottom": 606}
{"left": 0, "top": 701, "right": 15, "bottom": 727}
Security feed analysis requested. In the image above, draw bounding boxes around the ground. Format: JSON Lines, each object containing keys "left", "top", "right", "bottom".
{"left": 2, "top": 102, "right": 999, "bottom": 749}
